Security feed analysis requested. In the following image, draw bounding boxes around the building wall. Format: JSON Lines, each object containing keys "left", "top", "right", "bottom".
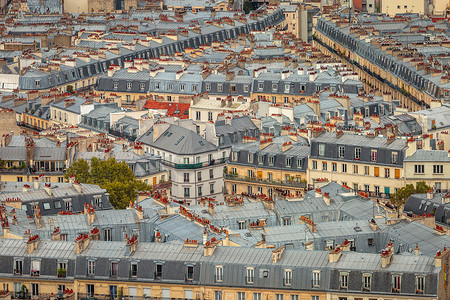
{"left": 0, "top": 110, "right": 22, "bottom": 136}
{"left": 404, "top": 160, "right": 450, "bottom": 191}
{"left": 308, "top": 159, "right": 404, "bottom": 195}
{"left": 382, "top": 0, "right": 427, "bottom": 15}
{"left": 21, "top": 113, "right": 49, "bottom": 131}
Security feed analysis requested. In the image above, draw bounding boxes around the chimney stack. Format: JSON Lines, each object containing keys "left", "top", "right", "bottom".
{"left": 204, "top": 238, "right": 220, "bottom": 256}
{"left": 329, "top": 245, "right": 342, "bottom": 263}
{"left": 75, "top": 234, "right": 90, "bottom": 254}
{"left": 381, "top": 241, "right": 394, "bottom": 268}
{"left": 27, "top": 235, "right": 40, "bottom": 254}
{"left": 272, "top": 246, "right": 284, "bottom": 263}
{"left": 126, "top": 234, "right": 138, "bottom": 256}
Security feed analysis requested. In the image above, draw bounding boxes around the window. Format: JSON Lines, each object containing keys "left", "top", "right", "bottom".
{"left": 58, "top": 285, "right": 66, "bottom": 293}
{"left": 167, "top": 83, "right": 173, "bottom": 90}
{"left": 276, "top": 295, "right": 283, "bottom": 300}
{"left": 415, "top": 165, "right": 424, "bottom": 174}
{"left": 31, "top": 283, "right": 39, "bottom": 297}
{"left": 244, "top": 85, "right": 249, "bottom": 92}
{"left": 248, "top": 154, "right": 253, "bottom": 163}
{"left": 238, "top": 220, "right": 246, "bottom": 229}
{"left": 312, "top": 161, "right": 317, "bottom": 170}
{"left": 258, "top": 155, "right": 264, "bottom": 164}
{"left": 217, "top": 84, "right": 223, "bottom": 92}
{"left": 86, "top": 284, "right": 95, "bottom": 297}
{"left": 286, "top": 158, "right": 291, "bottom": 167}
{"left": 184, "top": 173, "right": 190, "bottom": 183}
{"left": 238, "top": 292, "right": 245, "bottom": 300}
{"left": 364, "top": 166, "right": 369, "bottom": 175}
{"left": 58, "top": 262, "right": 67, "bottom": 278}
{"left": 140, "top": 82, "right": 145, "bottom": 90}
{"left": 127, "top": 82, "right": 132, "bottom": 90}
{"left": 371, "top": 150, "right": 377, "bottom": 162}
{"left": 31, "top": 260, "right": 41, "bottom": 276}
{"left": 318, "top": 144, "right": 325, "bottom": 156}
{"left": 284, "top": 97, "right": 289, "bottom": 104}
{"left": 155, "top": 264, "right": 163, "bottom": 279}
{"left": 354, "top": 148, "right": 361, "bottom": 159}
{"left": 195, "top": 111, "right": 201, "bottom": 120}
{"left": 215, "top": 266, "right": 223, "bottom": 282}
{"left": 391, "top": 152, "right": 397, "bottom": 164}
{"left": 353, "top": 165, "right": 358, "bottom": 174}
{"left": 184, "top": 188, "right": 190, "bottom": 197}
{"left": 110, "top": 286, "right": 117, "bottom": 298}
{"left": 210, "top": 183, "right": 214, "bottom": 194}
{"left": 385, "top": 168, "right": 390, "bottom": 178}
{"left": 192, "top": 85, "right": 198, "bottom": 92}
{"left": 416, "top": 276, "right": 425, "bottom": 294}
{"left": 104, "top": 228, "right": 112, "bottom": 241}
{"left": 332, "top": 163, "right": 337, "bottom": 172}
{"left": 198, "top": 186, "right": 202, "bottom": 197}
{"left": 17, "top": 177, "right": 23, "bottom": 182}
{"left": 253, "top": 293, "right": 261, "bottom": 300}
{"left": 246, "top": 267, "right": 254, "bottom": 284}
{"left": 35, "top": 80, "right": 40, "bottom": 87}
{"left": 230, "top": 85, "right": 236, "bottom": 92}
{"left": 363, "top": 273, "right": 372, "bottom": 291}
{"left": 284, "top": 269, "right": 292, "bottom": 286}
{"left": 342, "top": 164, "right": 347, "bottom": 173}
{"left": 110, "top": 262, "right": 118, "bottom": 277}
{"left": 208, "top": 112, "right": 213, "bottom": 121}
{"left": 368, "top": 238, "right": 374, "bottom": 246}
{"left": 312, "top": 270, "right": 320, "bottom": 287}
{"left": 184, "top": 157, "right": 190, "bottom": 164}
{"left": 434, "top": 165, "right": 444, "bottom": 174}
{"left": 392, "top": 274, "right": 401, "bottom": 292}
{"left": 14, "top": 260, "right": 23, "bottom": 275}
{"left": 268, "top": 156, "right": 274, "bottom": 165}
{"left": 271, "top": 96, "right": 276, "bottom": 103}
{"left": 311, "top": 297, "right": 319, "bottom": 300}
{"left": 210, "top": 169, "right": 214, "bottom": 179}
{"left": 88, "top": 260, "right": 95, "bottom": 275}
{"left": 322, "top": 162, "right": 327, "bottom": 171}
{"left": 131, "top": 263, "right": 138, "bottom": 277}
{"left": 338, "top": 146, "right": 345, "bottom": 158}
{"left": 186, "top": 265, "right": 194, "bottom": 281}
{"left": 180, "top": 84, "right": 185, "bottom": 91}
{"left": 206, "top": 83, "right": 211, "bottom": 91}
{"left": 340, "top": 272, "right": 348, "bottom": 289}
{"left": 258, "top": 82, "right": 263, "bottom": 90}
{"left": 214, "top": 291, "right": 222, "bottom": 300}
{"left": 297, "top": 159, "right": 303, "bottom": 168}
{"left": 283, "top": 217, "right": 291, "bottom": 226}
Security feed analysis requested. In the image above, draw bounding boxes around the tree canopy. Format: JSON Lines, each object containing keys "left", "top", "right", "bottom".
{"left": 390, "top": 181, "right": 431, "bottom": 210}
{"left": 65, "top": 158, "right": 150, "bottom": 209}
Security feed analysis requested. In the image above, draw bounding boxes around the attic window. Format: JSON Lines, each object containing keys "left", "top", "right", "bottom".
{"left": 354, "top": 226, "right": 362, "bottom": 232}
{"left": 167, "top": 132, "right": 173, "bottom": 137}
{"left": 199, "top": 141, "right": 205, "bottom": 146}
{"left": 175, "top": 136, "right": 185, "bottom": 145}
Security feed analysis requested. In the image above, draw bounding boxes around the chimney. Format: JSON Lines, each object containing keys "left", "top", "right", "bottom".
{"left": 272, "top": 246, "right": 284, "bottom": 263}
{"left": 323, "top": 192, "right": 331, "bottom": 206}
{"left": 208, "top": 202, "right": 214, "bottom": 215}
{"left": 226, "top": 71, "right": 235, "bottom": 81}
{"left": 415, "top": 244, "right": 420, "bottom": 256}
{"left": 369, "top": 218, "right": 378, "bottom": 231}
{"left": 124, "top": 60, "right": 133, "bottom": 69}
{"left": 64, "top": 98, "right": 76, "bottom": 108}
{"left": 300, "top": 216, "right": 317, "bottom": 232}
{"left": 304, "top": 240, "right": 313, "bottom": 250}
{"left": 442, "top": 193, "right": 450, "bottom": 204}
{"left": 84, "top": 203, "right": 96, "bottom": 225}
{"left": 204, "top": 238, "right": 220, "bottom": 256}
{"left": 51, "top": 227, "right": 61, "bottom": 241}
{"left": 27, "top": 235, "right": 40, "bottom": 254}
{"left": 435, "top": 248, "right": 449, "bottom": 267}
{"left": 73, "top": 181, "right": 82, "bottom": 193}
{"left": 153, "top": 121, "right": 170, "bottom": 141}
{"left": 75, "top": 234, "right": 90, "bottom": 254}
{"left": 306, "top": 99, "right": 320, "bottom": 116}
{"left": 259, "top": 138, "right": 273, "bottom": 150}
{"left": 309, "top": 71, "right": 318, "bottom": 82}
{"left": 43, "top": 183, "right": 53, "bottom": 196}
{"left": 329, "top": 245, "right": 342, "bottom": 263}
{"left": 22, "top": 184, "right": 32, "bottom": 193}
{"left": 255, "top": 234, "right": 266, "bottom": 248}
{"left": 90, "top": 227, "right": 100, "bottom": 240}
{"left": 155, "top": 230, "right": 162, "bottom": 243}
{"left": 381, "top": 241, "right": 394, "bottom": 268}
{"left": 150, "top": 67, "right": 164, "bottom": 77}
{"left": 203, "top": 228, "right": 208, "bottom": 245}
{"left": 34, "top": 206, "right": 42, "bottom": 228}
{"left": 427, "top": 189, "right": 434, "bottom": 200}
{"left": 282, "top": 141, "right": 292, "bottom": 152}
{"left": 176, "top": 69, "right": 187, "bottom": 80}
{"left": 340, "top": 240, "right": 351, "bottom": 252}
{"left": 126, "top": 234, "right": 138, "bottom": 256}
{"left": 135, "top": 204, "right": 143, "bottom": 220}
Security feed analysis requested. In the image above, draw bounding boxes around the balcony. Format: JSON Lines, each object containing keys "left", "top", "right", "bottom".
{"left": 163, "top": 158, "right": 226, "bottom": 170}
{"left": 0, "top": 167, "right": 29, "bottom": 174}
{"left": 224, "top": 173, "right": 307, "bottom": 189}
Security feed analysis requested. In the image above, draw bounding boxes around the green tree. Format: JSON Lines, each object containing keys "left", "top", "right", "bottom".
{"left": 65, "top": 158, "right": 150, "bottom": 209}
{"left": 390, "top": 181, "right": 431, "bottom": 212}
{"left": 243, "top": 0, "right": 253, "bottom": 14}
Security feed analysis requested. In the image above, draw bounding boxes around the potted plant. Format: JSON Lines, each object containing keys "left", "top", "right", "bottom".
{"left": 57, "top": 267, "right": 66, "bottom": 278}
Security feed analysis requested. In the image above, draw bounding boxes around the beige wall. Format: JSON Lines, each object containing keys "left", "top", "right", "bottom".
{"left": 382, "top": 0, "right": 427, "bottom": 15}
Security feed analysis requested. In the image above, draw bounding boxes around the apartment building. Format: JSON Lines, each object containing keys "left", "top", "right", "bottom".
{"left": 226, "top": 136, "right": 309, "bottom": 198}
{"left": 137, "top": 122, "right": 229, "bottom": 204}
{"left": 0, "top": 237, "right": 446, "bottom": 300}
{"left": 309, "top": 132, "right": 407, "bottom": 197}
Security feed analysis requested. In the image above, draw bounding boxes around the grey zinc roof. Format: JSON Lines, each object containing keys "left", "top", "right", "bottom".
{"left": 404, "top": 150, "right": 450, "bottom": 162}
{"left": 34, "top": 147, "right": 66, "bottom": 161}
{"left": 138, "top": 124, "right": 218, "bottom": 155}
{"left": 0, "top": 147, "right": 27, "bottom": 161}
{"left": 313, "top": 132, "right": 407, "bottom": 150}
